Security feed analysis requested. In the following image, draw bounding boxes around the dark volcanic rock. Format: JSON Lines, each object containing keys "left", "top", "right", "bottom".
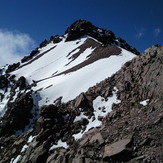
{"left": 12, "top": 76, "right": 27, "bottom": 90}
{"left": 40, "top": 104, "right": 58, "bottom": 118}
{"left": 65, "top": 20, "right": 140, "bottom": 55}
{"left": 21, "top": 48, "right": 39, "bottom": 63}
{"left": 0, "top": 92, "right": 33, "bottom": 136}
{"left": 6, "top": 62, "right": 20, "bottom": 73}
{"left": 116, "top": 37, "right": 140, "bottom": 55}
{"left": 50, "top": 35, "right": 62, "bottom": 43}
{"left": 40, "top": 39, "right": 49, "bottom": 48}
{"left": 75, "top": 93, "right": 92, "bottom": 110}
{"left": 0, "top": 75, "right": 9, "bottom": 88}
{"left": 65, "top": 20, "right": 115, "bottom": 45}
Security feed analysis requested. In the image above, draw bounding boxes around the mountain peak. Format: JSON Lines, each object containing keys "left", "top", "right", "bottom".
{"left": 65, "top": 20, "right": 140, "bottom": 55}
{"left": 65, "top": 19, "right": 116, "bottom": 44}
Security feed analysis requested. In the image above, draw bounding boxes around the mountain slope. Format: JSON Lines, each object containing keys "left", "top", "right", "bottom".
{"left": 0, "top": 20, "right": 162, "bottom": 163}
{"left": 11, "top": 37, "right": 135, "bottom": 104}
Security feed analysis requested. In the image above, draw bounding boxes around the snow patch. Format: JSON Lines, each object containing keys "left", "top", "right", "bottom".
{"left": 27, "top": 135, "right": 36, "bottom": 143}
{"left": 73, "top": 87, "right": 121, "bottom": 140}
{"left": 21, "top": 144, "right": 28, "bottom": 153}
{"left": 10, "top": 155, "right": 21, "bottom": 163}
{"left": 74, "top": 111, "right": 88, "bottom": 122}
{"left": 49, "top": 139, "right": 68, "bottom": 151}
{"left": 140, "top": 99, "right": 149, "bottom": 106}
{"left": 0, "top": 87, "right": 11, "bottom": 117}
{"left": 97, "top": 29, "right": 103, "bottom": 33}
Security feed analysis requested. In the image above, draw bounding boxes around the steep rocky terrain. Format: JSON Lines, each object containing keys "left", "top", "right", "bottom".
{"left": 0, "top": 20, "right": 162, "bottom": 163}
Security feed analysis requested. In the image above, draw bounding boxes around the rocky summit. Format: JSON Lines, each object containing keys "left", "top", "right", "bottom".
{"left": 0, "top": 20, "right": 162, "bottom": 163}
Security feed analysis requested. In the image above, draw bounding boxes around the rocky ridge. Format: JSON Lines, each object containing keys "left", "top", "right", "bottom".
{"left": 65, "top": 20, "right": 140, "bottom": 55}
{"left": 0, "top": 20, "right": 162, "bottom": 163}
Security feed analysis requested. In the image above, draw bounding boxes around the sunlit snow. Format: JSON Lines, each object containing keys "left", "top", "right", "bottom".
{"left": 74, "top": 112, "right": 88, "bottom": 122}
{"left": 3, "top": 36, "right": 135, "bottom": 116}
{"left": 0, "top": 87, "right": 11, "bottom": 117}
{"left": 21, "top": 144, "right": 28, "bottom": 153}
{"left": 10, "top": 155, "right": 21, "bottom": 163}
{"left": 27, "top": 135, "right": 36, "bottom": 143}
{"left": 49, "top": 139, "right": 68, "bottom": 150}
{"left": 140, "top": 99, "right": 149, "bottom": 106}
{"left": 73, "top": 87, "right": 121, "bottom": 139}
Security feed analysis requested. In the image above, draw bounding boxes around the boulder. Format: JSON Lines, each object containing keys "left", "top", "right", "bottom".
{"left": 40, "top": 104, "right": 58, "bottom": 118}
{"left": 103, "top": 138, "right": 132, "bottom": 161}
{"left": 12, "top": 76, "right": 27, "bottom": 90}
{"left": 75, "top": 93, "right": 92, "bottom": 111}
{"left": 89, "top": 133, "right": 104, "bottom": 145}
{"left": 34, "top": 117, "right": 44, "bottom": 134}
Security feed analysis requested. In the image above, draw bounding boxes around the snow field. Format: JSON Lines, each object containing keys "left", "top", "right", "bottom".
{"left": 11, "top": 36, "right": 135, "bottom": 107}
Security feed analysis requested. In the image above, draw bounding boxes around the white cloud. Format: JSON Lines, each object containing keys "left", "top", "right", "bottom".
{"left": 154, "top": 28, "right": 161, "bottom": 37}
{"left": 136, "top": 32, "right": 144, "bottom": 39}
{"left": 0, "top": 29, "right": 35, "bottom": 66}
{"left": 135, "top": 29, "right": 145, "bottom": 39}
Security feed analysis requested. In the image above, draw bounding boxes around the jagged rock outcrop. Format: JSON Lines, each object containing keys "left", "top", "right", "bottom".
{"left": 50, "top": 35, "right": 62, "bottom": 44}
{"left": 6, "top": 62, "right": 20, "bottom": 73}
{"left": 0, "top": 92, "right": 33, "bottom": 136}
{"left": 65, "top": 20, "right": 140, "bottom": 55}
{"left": 65, "top": 20, "right": 116, "bottom": 45}
{"left": 21, "top": 48, "right": 39, "bottom": 63}
{"left": 40, "top": 39, "right": 49, "bottom": 48}
{"left": 115, "top": 44, "right": 163, "bottom": 101}
{"left": 12, "top": 76, "right": 27, "bottom": 90}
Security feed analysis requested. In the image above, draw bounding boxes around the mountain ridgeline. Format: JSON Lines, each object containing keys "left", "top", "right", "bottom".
{"left": 0, "top": 20, "right": 162, "bottom": 163}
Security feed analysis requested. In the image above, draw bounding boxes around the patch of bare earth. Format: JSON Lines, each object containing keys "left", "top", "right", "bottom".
{"left": 56, "top": 39, "right": 121, "bottom": 76}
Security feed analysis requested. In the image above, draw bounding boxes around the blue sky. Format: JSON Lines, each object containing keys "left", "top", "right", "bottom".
{"left": 0, "top": 0, "right": 162, "bottom": 66}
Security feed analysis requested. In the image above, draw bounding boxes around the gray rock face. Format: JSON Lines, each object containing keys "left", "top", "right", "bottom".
{"left": 115, "top": 45, "right": 163, "bottom": 101}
